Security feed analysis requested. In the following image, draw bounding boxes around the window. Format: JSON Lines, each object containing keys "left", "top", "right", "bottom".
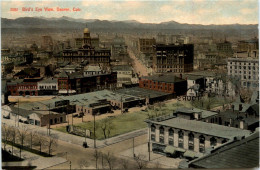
{"left": 151, "top": 134, "right": 155, "bottom": 141}
{"left": 169, "top": 128, "right": 174, "bottom": 137}
{"left": 169, "top": 138, "right": 174, "bottom": 146}
{"left": 159, "top": 126, "right": 164, "bottom": 135}
{"left": 222, "top": 139, "right": 227, "bottom": 144}
{"left": 188, "top": 133, "right": 194, "bottom": 142}
{"left": 151, "top": 124, "right": 156, "bottom": 132}
{"left": 199, "top": 135, "right": 205, "bottom": 144}
{"left": 159, "top": 136, "right": 164, "bottom": 144}
{"left": 178, "top": 130, "right": 184, "bottom": 139}
{"left": 189, "top": 144, "right": 194, "bottom": 151}
{"left": 210, "top": 137, "right": 217, "bottom": 146}
{"left": 178, "top": 141, "right": 183, "bottom": 148}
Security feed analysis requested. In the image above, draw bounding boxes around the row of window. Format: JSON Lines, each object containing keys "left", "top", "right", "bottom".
{"left": 229, "top": 66, "right": 257, "bottom": 70}
{"left": 229, "top": 62, "right": 257, "bottom": 66}
{"left": 151, "top": 125, "right": 227, "bottom": 150}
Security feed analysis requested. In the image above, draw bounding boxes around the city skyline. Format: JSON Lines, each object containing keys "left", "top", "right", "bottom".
{"left": 1, "top": 0, "right": 259, "bottom": 25}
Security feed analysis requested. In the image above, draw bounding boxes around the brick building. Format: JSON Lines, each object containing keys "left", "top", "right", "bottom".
{"left": 139, "top": 75, "right": 187, "bottom": 96}
{"left": 7, "top": 78, "right": 42, "bottom": 96}
{"left": 57, "top": 71, "right": 117, "bottom": 94}
{"left": 153, "top": 44, "right": 194, "bottom": 73}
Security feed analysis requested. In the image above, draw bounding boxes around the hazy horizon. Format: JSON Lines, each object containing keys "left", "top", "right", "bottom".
{"left": 1, "top": 0, "right": 259, "bottom": 25}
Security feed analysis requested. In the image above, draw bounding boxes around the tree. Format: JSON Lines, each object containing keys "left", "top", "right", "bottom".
{"left": 34, "top": 133, "right": 46, "bottom": 153}
{"left": 104, "top": 152, "right": 117, "bottom": 170}
{"left": 9, "top": 127, "right": 17, "bottom": 155}
{"left": 100, "top": 118, "right": 114, "bottom": 139}
{"left": 2, "top": 124, "right": 10, "bottom": 150}
{"left": 17, "top": 125, "right": 28, "bottom": 159}
{"left": 46, "top": 135, "right": 57, "bottom": 156}
{"left": 134, "top": 154, "right": 147, "bottom": 169}
{"left": 78, "top": 159, "right": 89, "bottom": 169}
{"left": 93, "top": 149, "right": 101, "bottom": 169}
{"left": 121, "top": 158, "right": 129, "bottom": 169}
{"left": 26, "top": 131, "right": 36, "bottom": 149}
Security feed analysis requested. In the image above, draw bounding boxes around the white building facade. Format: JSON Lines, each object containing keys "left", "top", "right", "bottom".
{"left": 227, "top": 57, "right": 259, "bottom": 89}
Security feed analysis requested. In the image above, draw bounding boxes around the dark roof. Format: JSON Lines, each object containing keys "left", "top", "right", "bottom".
{"left": 141, "top": 75, "right": 186, "bottom": 83}
{"left": 189, "top": 132, "right": 259, "bottom": 168}
{"left": 115, "top": 87, "right": 170, "bottom": 98}
{"left": 1, "top": 79, "right": 7, "bottom": 93}
{"left": 112, "top": 65, "right": 132, "bottom": 71}
{"left": 247, "top": 104, "right": 259, "bottom": 116}
{"left": 69, "top": 72, "right": 84, "bottom": 79}
{"left": 58, "top": 71, "right": 69, "bottom": 78}
{"left": 39, "top": 78, "right": 57, "bottom": 84}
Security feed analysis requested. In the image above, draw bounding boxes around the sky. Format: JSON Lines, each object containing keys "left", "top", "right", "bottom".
{"left": 1, "top": 0, "right": 259, "bottom": 25}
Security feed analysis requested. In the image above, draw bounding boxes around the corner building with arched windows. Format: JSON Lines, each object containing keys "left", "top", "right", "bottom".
{"left": 145, "top": 115, "right": 251, "bottom": 159}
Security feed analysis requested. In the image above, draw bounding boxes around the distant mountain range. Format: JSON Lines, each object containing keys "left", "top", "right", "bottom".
{"left": 1, "top": 17, "right": 258, "bottom": 30}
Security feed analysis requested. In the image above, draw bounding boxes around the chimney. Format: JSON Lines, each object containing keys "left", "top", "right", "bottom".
{"left": 239, "top": 104, "right": 242, "bottom": 111}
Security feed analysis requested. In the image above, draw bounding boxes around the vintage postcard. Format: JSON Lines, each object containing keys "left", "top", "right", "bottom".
{"left": 1, "top": 0, "right": 259, "bottom": 169}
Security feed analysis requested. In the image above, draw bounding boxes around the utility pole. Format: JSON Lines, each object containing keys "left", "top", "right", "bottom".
{"left": 67, "top": 103, "right": 69, "bottom": 126}
{"left": 94, "top": 113, "right": 96, "bottom": 148}
{"left": 18, "top": 99, "right": 19, "bottom": 127}
{"left": 148, "top": 124, "right": 151, "bottom": 161}
{"left": 121, "top": 96, "right": 123, "bottom": 114}
{"left": 133, "top": 137, "right": 135, "bottom": 157}
{"left": 49, "top": 104, "right": 51, "bottom": 135}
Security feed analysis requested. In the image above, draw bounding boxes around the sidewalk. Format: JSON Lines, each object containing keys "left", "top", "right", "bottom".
{"left": 2, "top": 144, "right": 67, "bottom": 169}
{"left": 2, "top": 118, "right": 147, "bottom": 149}
{"left": 119, "top": 143, "right": 183, "bottom": 169}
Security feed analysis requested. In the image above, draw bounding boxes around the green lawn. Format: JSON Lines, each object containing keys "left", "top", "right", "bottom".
{"left": 55, "top": 101, "right": 189, "bottom": 140}
{"left": 55, "top": 97, "right": 233, "bottom": 140}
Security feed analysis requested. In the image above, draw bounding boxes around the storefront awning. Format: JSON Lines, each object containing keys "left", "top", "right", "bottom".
{"left": 58, "top": 90, "right": 76, "bottom": 94}
{"left": 164, "top": 145, "right": 176, "bottom": 154}
{"left": 164, "top": 146, "right": 185, "bottom": 154}
{"left": 184, "top": 150, "right": 203, "bottom": 158}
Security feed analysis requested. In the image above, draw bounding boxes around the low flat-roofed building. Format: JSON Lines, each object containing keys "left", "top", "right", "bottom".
{"left": 115, "top": 86, "right": 173, "bottom": 104}
{"left": 145, "top": 115, "right": 251, "bottom": 159}
{"left": 188, "top": 132, "right": 259, "bottom": 169}
{"left": 17, "top": 90, "right": 144, "bottom": 116}
{"left": 2, "top": 105, "right": 66, "bottom": 126}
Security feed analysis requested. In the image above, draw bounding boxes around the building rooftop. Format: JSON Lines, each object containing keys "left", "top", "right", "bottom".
{"left": 189, "top": 132, "right": 259, "bottom": 169}
{"left": 141, "top": 75, "right": 186, "bottom": 83}
{"left": 115, "top": 87, "right": 170, "bottom": 98}
{"left": 174, "top": 107, "right": 218, "bottom": 119}
{"left": 148, "top": 117, "right": 251, "bottom": 139}
{"left": 112, "top": 65, "right": 132, "bottom": 71}
{"left": 18, "top": 90, "right": 143, "bottom": 110}
{"left": 85, "top": 65, "right": 101, "bottom": 72}
{"left": 39, "top": 78, "right": 57, "bottom": 84}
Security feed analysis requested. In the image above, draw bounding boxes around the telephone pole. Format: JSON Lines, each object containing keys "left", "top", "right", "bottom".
{"left": 133, "top": 137, "right": 135, "bottom": 157}
{"left": 48, "top": 104, "right": 51, "bottom": 135}
{"left": 17, "top": 99, "right": 19, "bottom": 127}
{"left": 94, "top": 113, "right": 96, "bottom": 148}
